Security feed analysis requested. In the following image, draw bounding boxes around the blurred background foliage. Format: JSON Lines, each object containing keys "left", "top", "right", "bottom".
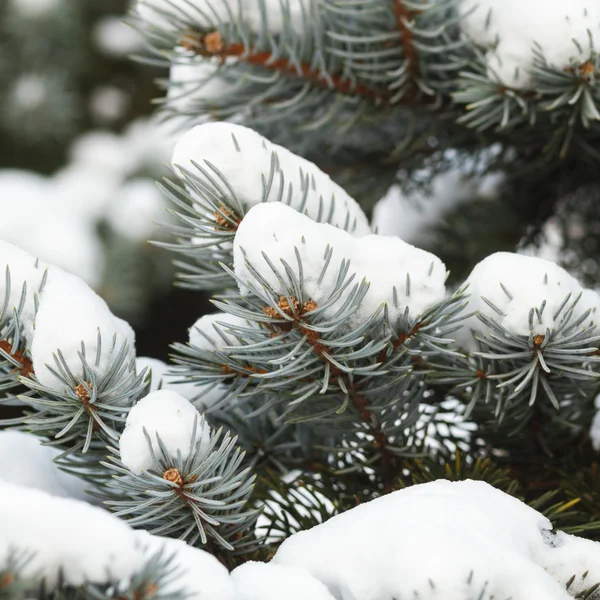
{"left": 0, "top": 0, "right": 211, "bottom": 362}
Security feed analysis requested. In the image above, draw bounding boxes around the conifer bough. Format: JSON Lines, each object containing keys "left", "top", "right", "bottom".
{"left": 2, "top": 0, "right": 600, "bottom": 598}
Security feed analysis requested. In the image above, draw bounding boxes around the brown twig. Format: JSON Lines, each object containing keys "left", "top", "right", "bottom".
{"left": 74, "top": 382, "right": 100, "bottom": 431}
{"left": 181, "top": 30, "right": 388, "bottom": 104}
{"left": 0, "top": 340, "right": 33, "bottom": 378}
{"left": 393, "top": 1, "right": 419, "bottom": 81}
{"left": 264, "top": 297, "right": 398, "bottom": 487}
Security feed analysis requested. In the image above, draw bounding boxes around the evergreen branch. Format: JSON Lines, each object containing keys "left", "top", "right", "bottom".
{"left": 0, "top": 549, "right": 37, "bottom": 600}
{"left": 179, "top": 29, "right": 388, "bottom": 104}
{"left": 393, "top": 0, "right": 419, "bottom": 84}
{"left": 103, "top": 424, "right": 258, "bottom": 554}
{"left": 17, "top": 338, "right": 147, "bottom": 457}
{"left": 259, "top": 294, "right": 396, "bottom": 462}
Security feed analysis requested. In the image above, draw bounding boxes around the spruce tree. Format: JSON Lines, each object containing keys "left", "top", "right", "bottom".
{"left": 2, "top": 1, "right": 600, "bottom": 598}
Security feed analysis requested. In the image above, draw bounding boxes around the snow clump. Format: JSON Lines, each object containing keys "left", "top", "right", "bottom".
{"left": 0, "top": 430, "right": 91, "bottom": 501}
{"left": 0, "top": 481, "right": 143, "bottom": 589}
{"left": 460, "top": 0, "right": 600, "bottom": 87}
{"left": 0, "top": 240, "right": 135, "bottom": 391}
{"left": 455, "top": 252, "right": 600, "bottom": 351}
{"left": 234, "top": 202, "right": 447, "bottom": 330}
{"left": 171, "top": 122, "right": 371, "bottom": 236}
{"left": 273, "top": 479, "right": 600, "bottom": 600}
{"left": 119, "top": 390, "right": 211, "bottom": 475}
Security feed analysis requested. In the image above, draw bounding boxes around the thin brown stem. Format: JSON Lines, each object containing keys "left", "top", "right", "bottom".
{"left": 181, "top": 30, "right": 387, "bottom": 104}
{"left": 393, "top": 1, "right": 419, "bottom": 81}
{"left": 0, "top": 339, "right": 33, "bottom": 378}
{"left": 294, "top": 322, "right": 398, "bottom": 488}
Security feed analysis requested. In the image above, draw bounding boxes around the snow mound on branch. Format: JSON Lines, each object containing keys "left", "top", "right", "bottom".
{"left": 1, "top": 241, "right": 135, "bottom": 388}
{"left": 31, "top": 267, "right": 135, "bottom": 391}
{"left": 171, "top": 122, "right": 371, "bottom": 236}
{"left": 135, "top": 0, "right": 310, "bottom": 36}
{"left": 0, "top": 430, "right": 90, "bottom": 501}
{"left": 0, "top": 239, "right": 47, "bottom": 343}
{"left": 273, "top": 479, "right": 600, "bottom": 600}
{"left": 231, "top": 562, "right": 336, "bottom": 600}
{"left": 136, "top": 532, "right": 235, "bottom": 599}
{"left": 234, "top": 202, "right": 446, "bottom": 329}
{"left": 460, "top": 0, "right": 600, "bottom": 87}
{"left": 0, "top": 481, "right": 143, "bottom": 589}
{"left": 120, "top": 389, "right": 211, "bottom": 475}
{"left": 454, "top": 252, "right": 600, "bottom": 351}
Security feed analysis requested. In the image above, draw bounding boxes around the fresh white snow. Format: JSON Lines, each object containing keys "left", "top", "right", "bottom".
{"left": 460, "top": 0, "right": 600, "bottom": 87}
{"left": 0, "top": 238, "right": 48, "bottom": 343}
{"left": 0, "top": 481, "right": 143, "bottom": 589}
{"left": 0, "top": 430, "right": 91, "bottom": 501}
{"left": 119, "top": 389, "right": 211, "bottom": 475}
{"left": 0, "top": 117, "right": 176, "bottom": 287}
{"left": 30, "top": 266, "right": 136, "bottom": 391}
{"left": 8, "top": 0, "right": 62, "bottom": 18}
{"left": 234, "top": 202, "right": 447, "bottom": 329}
{"left": 231, "top": 562, "right": 336, "bottom": 600}
{"left": 273, "top": 479, "right": 600, "bottom": 600}
{"left": 136, "top": 531, "right": 235, "bottom": 599}
{"left": 1, "top": 240, "right": 136, "bottom": 391}
{"left": 1, "top": 478, "right": 599, "bottom": 598}
{"left": 93, "top": 16, "right": 144, "bottom": 58}
{"left": 454, "top": 252, "right": 600, "bottom": 351}
{"left": 171, "top": 122, "right": 371, "bottom": 236}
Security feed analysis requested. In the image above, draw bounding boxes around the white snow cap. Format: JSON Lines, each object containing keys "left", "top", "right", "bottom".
{"left": 234, "top": 202, "right": 447, "bottom": 329}
{"left": 0, "top": 481, "right": 143, "bottom": 589}
{"left": 455, "top": 252, "right": 600, "bottom": 351}
{"left": 136, "top": 532, "right": 235, "bottom": 599}
{"left": 231, "top": 562, "right": 336, "bottom": 600}
{"left": 171, "top": 122, "right": 371, "bottom": 236}
{"left": 119, "top": 389, "right": 211, "bottom": 475}
{"left": 273, "top": 479, "right": 600, "bottom": 600}
{"left": 0, "top": 430, "right": 91, "bottom": 501}
{"left": 31, "top": 267, "right": 136, "bottom": 391}
{"left": 136, "top": 0, "right": 310, "bottom": 36}
{"left": 1, "top": 239, "right": 135, "bottom": 390}
{"left": 0, "top": 238, "right": 47, "bottom": 343}
{"left": 460, "top": 0, "right": 600, "bottom": 87}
